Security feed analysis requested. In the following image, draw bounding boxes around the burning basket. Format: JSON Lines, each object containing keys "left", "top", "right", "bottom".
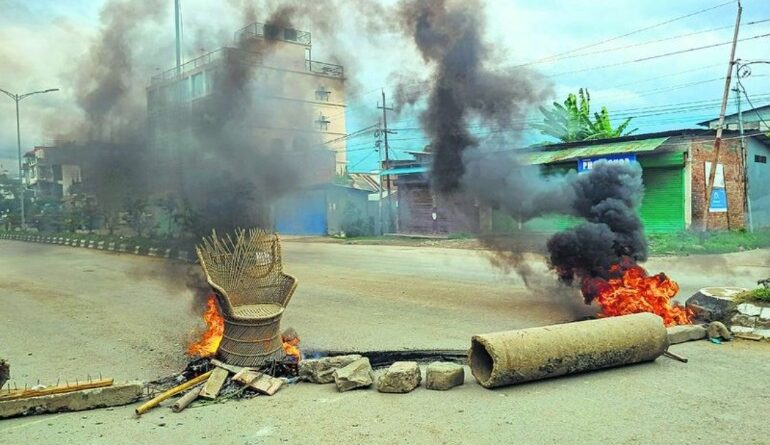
{"left": 196, "top": 229, "right": 297, "bottom": 367}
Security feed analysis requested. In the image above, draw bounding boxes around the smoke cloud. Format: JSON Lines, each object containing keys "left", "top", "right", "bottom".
{"left": 395, "top": 0, "right": 651, "bottom": 306}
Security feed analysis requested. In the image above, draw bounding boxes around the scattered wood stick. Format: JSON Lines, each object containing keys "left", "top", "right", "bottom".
{"left": 0, "top": 378, "right": 113, "bottom": 401}
{"left": 663, "top": 350, "right": 688, "bottom": 363}
{"left": 135, "top": 371, "right": 212, "bottom": 416}
{"left": 171, "top": 386, "right": 203, "bottom": 413}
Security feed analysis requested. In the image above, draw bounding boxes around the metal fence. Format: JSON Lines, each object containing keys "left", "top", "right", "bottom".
{"left": 234, "top": 22, "right": 312, "bottom": 46}
{"left": 150, "top": 48, "right": 264, "bottom": 84}
{"left": 305, "top": 60, "right": 344, "bottom": 79}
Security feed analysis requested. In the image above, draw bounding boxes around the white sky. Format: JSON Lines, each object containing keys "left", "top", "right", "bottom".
{"left": 1, "top": 0, "right": 768, "bottom": 173}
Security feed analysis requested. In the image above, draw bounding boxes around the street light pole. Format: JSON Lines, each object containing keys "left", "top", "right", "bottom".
{"left": 0, "top": 87, "right": 59, "bottom": 230}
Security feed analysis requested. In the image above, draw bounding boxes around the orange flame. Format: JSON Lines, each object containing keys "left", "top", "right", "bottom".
{"left": 187, "top": 294, "right": 224, "bottom": 357}
{"left": 281, "top": 329, "right": 301, "bottom": 363}
{"left": 583, "top": 263, "right": 691, "bottom": 326}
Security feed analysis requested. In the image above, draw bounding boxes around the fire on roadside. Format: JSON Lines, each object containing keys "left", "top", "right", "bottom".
{"left": 581, "top": 258, "right": 691, "bottom": 326}
{"left": 281, "top": 328, "right": 301, "bottom": 363}
{"left": 187, "top": 294, "right": 224, "bottom": 357}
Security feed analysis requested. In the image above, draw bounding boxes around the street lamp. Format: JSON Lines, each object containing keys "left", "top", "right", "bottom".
{"left": 0, "top": 87, "right": 59, "bottom": 230}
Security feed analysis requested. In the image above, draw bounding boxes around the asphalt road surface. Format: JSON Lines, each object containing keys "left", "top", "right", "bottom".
{"left": 1, "top": 240, "right": 768, "bottom": 444}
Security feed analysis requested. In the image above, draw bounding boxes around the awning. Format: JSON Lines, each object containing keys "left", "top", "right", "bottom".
{"left": 525, "top": 137, "right": 670, "bottom": 165}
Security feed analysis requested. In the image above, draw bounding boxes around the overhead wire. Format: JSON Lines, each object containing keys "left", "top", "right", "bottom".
{"left": 515, "top": 0, "right": 738, "bottom": 66}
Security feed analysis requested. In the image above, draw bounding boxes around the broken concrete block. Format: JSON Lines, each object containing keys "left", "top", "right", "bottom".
{"left": 425, "top": 362, "right": 464, "bottom": 391}
{"left": 666, "top": 324, "right": 707, "bottom": 344}
{"left": 0, "top": 383, "right": 143, "bottom": 419}
{"left": 737, "top": 303, "right": 762, "bottom": 317}
{"left": 377, "top": 361, "right": 421, "bottom": 393}
{"left": 706, "top": 321, "right": 732, "bottom": 341}
{"left": 333, "top": 357, "right": 373, "bottom": 392}
{"left": 299, "top": 354, "right": 362, "bottom": 384}
{"left": 686, "top": 287, "right": 744, "bottom": 323}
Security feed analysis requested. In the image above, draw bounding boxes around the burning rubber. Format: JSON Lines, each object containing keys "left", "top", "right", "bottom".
{"left": 469, "top": 313, "right": 668, "bottom": 388}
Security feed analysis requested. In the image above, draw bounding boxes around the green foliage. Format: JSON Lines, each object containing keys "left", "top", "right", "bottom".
{"left": 447, "top": 232, "right": 473, "bottom": 240}
{"left": 123, "top": 197, "right": 154, "bottom": 237}
{"left": 647, "top": 229, "right": 770, "bottom": 256}
{"left": 533, "top": 88, "right": 637, "bottom": 143}
{"left": 734, "top": 288, "right": 770, "bottom": 304}
{"left": 340, "top": 202, "right": 372, "bottom": 238}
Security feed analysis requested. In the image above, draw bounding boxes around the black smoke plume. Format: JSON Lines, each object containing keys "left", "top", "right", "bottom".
{"left": 396, "top": 0, "right": 548, "bottom": 194}
{"left": 547, "top": 161, "right": 648, "bottom": 302}
{"left": 396, "top": 0, "right": 651, "bottom": 305}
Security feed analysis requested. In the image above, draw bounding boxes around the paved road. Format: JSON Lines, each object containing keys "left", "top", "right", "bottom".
{"left": 1, "top": 240, "right": 769, "bottom": 444}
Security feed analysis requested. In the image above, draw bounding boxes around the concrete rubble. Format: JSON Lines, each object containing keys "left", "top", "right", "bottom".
{"left": 377, "top": 361, "right": 421, "bottom": 393}
{"left": 333, "top": 357, "right": 374, "bottom": 392}
{"left": 299, "top": 354, "right": 362, "bottom": 384}
{"left": 685, "top": 287, "right": 745, "bottom": 323}
{"left": 0, "top": 383, "right": 143, "bottom": 419}
{"left": 666, "top": 325, "right": 707, "bottom": 344}
{"left": 706, "top": 321, "right": 732, "bottom": 341}
{"left": 425, "top": 362, "right": 465, "bottom": 391}
{"left": 730, "top": 302, "right": 770, "bottom": 339}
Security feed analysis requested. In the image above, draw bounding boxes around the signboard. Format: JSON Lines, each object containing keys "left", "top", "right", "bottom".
{"left": 705, "top": 162, "right": 727, "bottom": 213}
{"left": 578, "top": 154, "right": 637, "bottom": 173}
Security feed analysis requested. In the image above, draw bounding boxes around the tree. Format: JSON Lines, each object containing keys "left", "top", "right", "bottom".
{"left": 124, "top": 197, "right": 153, "bottom": 237}
{"left": 533, "top": 89, "right": 637, "bottom": 143}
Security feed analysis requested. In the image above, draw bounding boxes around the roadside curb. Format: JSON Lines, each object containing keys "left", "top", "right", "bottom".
{"left": 0, "top": 233, "right": 195, "bottom": 263}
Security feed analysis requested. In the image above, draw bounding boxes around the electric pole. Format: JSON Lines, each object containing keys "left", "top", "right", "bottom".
{"left": 734, "top": 71, "right": 752, "bottom": 232}
{"left": 175, "top": 0, "right": 182, "bottom": 75}
{"left": 702, "top": 0, "right": 741, "bottom": 231}
{"left": 377, "top": 89, "right": 395, "bottom": 233}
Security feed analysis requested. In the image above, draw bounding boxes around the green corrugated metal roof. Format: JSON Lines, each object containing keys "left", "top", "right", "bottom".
{"left": 525, "top": 137, "right": 670, "bottom": 165}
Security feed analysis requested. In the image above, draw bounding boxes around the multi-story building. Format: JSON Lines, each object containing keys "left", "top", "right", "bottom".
{"left": 22, "top": 146, "right": 83, "bottom": 200}
{"left": 146, "top": 22, "right": 347, "bottom": 176}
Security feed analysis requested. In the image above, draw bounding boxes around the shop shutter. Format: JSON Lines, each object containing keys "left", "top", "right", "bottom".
{"left": 639, "top": 167, "right": 685, "bottom": 233}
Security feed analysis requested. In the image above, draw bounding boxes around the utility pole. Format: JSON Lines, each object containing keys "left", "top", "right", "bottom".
{"left": 702, "top": 0, "right": 741, "bottom": 231}
{"left": 0, "top": 87, "right": 59, "bottom": 230}
{"left": 734, "top": 80, "right": 753, "bottom": 231}
{"left": 374, "top": 125, "right": 384, "bottom": 235}
{"left": 175, "top": 0, "right": 182, "bottom": 75}
{"left": 377, "top": 90, "right": 395, "bottom": 233}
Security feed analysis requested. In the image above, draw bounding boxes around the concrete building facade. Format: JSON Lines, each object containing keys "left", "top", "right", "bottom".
{"left": 146, "top": 22, "right": 347, "bottom": 175}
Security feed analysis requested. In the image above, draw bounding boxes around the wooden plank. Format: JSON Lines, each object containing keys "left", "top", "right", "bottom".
{"left": 232, "top": 370, "right": 283, "bottom": 396}
{"left": 199, "top": 367, "right": 229, "bottom": 400}
{"left": 210, "top": 359, "right": 254, "bottom": 375}
{"left": 0, "top": 378, "right": 114, "bottom": 401}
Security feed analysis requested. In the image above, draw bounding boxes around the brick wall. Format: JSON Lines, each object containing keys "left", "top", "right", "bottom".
{"left": 689, "top": 137, "right": 746, "bottom": 230}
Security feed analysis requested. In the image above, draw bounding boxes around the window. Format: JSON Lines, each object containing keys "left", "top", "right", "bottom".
{"left": 315, "top": 114, "right": 330, "bottom": 131}
{"left": 52, "top": 165, "right": 63, "bottom": 181}
{"left": 755, "top": 155, "right": 767, "bottom": 164}
{"left": 315, "top": 86, "right": 331, "bottom": 101}
{"left": 284, "top": 28, "right": 298, "bottom": 41}
{"left": 191, "top": 72, "right": 205, "bottom": 98}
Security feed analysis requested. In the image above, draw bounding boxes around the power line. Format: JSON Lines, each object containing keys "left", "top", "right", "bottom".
{"left": 516, "top": 0, "right": 738, "bottom": 67}
{"left": 549, "top": 32, "right": 770, "bottom": 77}
{"left": 531, "top": 17, "right": 770, "bottom": 66}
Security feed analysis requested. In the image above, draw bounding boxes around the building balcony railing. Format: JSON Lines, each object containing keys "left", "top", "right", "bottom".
{"left": 305, "top": 60, "right": 344, "bottom": 79}
{"left": 234, "top": 22, "right": 312, "bottom": 46}
{"left": 150, "top": 48, "right": 264, "bottom": 85}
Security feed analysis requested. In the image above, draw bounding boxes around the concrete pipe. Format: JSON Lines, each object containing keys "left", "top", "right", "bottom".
{"left": 470, "top": 313, "right": 668, "bottom": 388}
